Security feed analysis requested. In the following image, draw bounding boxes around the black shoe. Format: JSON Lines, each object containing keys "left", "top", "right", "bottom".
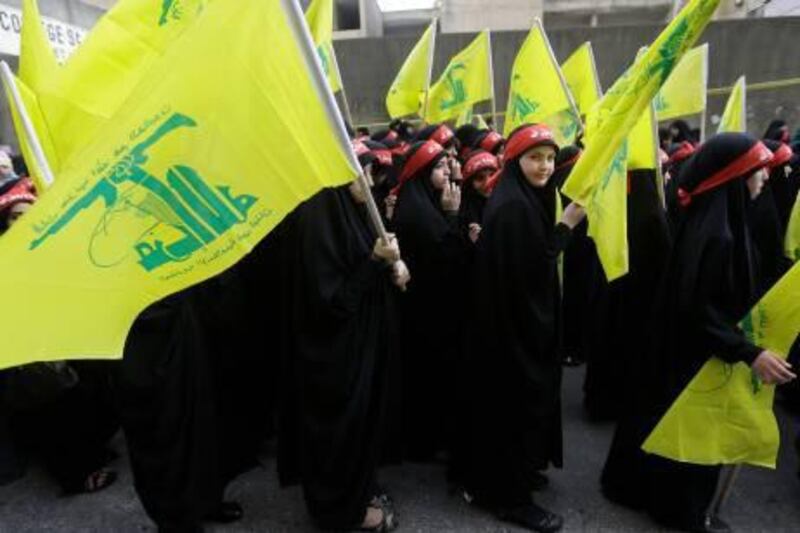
{"left": 205, "top": 501, "right": 244, "bottom": 524}
{"left": 498, "top": 503, "right": 563, "bottom": 533}
{"left": 690, "top": 515, "right": 731, "bottom": 533}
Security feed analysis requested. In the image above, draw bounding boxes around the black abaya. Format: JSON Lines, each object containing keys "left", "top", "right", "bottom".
{"left": 465, "top": 163, "right": 570, "bottom": 507}
{"left": 278, "top": 187, "right": 399, "bottom": 530}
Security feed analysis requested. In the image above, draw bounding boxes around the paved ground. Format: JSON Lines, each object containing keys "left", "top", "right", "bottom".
{"left": 1, "top": 366, "right": 799, "bottom": 532}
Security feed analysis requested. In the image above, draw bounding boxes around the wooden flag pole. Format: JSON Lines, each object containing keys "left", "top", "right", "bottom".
{"left": 421, "top": 18, "right": 438, "bottom": 123}
{"left": 0, "top": 61, "right": 55, "bottom": 187}
{"left": 485, "top": 30, "right": 498, "bottom": 130}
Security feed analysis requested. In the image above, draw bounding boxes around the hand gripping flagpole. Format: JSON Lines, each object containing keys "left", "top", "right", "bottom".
{"left": 0, "top": 61, "right": 55, "bottom": 187}
{"left": 283, "top": 0, "right": 389, "bottom": 246}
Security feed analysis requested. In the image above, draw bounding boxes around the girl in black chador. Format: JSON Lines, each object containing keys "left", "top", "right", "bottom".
{"left": 278, "top": 170, "right": 409, "bottom": 531}
{"left": 601, "top": 133, "right": 796, "bottom": 533}
{"left": 463, "top": 124, "right": 586, "bottom": 533}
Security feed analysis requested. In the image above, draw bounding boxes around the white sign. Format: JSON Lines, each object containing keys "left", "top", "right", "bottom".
{"left": 0, "top": 3, "right": 87, "bottom": 63}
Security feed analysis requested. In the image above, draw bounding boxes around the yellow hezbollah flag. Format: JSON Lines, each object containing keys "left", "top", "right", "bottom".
{"left": 643, "top": 262, "right": 800, "bottom": 468}
{"left": 386, "top": 20, "right": 435, "bottom": 119}
{"left": 561, "top": 41, "right": 602, "bottom": 118}
{"left": 654, "top": 44, "right": 708, "bottom": 121}
{"left": 0, "top": 0, "right": 358, "bottom": 370}
{"left": 305, "top": 0, "right": 342, "bottom": 93}
{"left": 718, "top": 75, "right": 747, "bottom": 133}
{"left": 562, "top": 0, "right": 721, "bottom": 281}
{"left": 31, "top": 0, "right": 211, "bottom": 172}
{"left": 786, "top": 193, "right": 800, "bottom": 262}
{"left": 14, "top": 0, "right": 61, "bottom": 190}
{"left": 628, "top": 105, "right": 658, "bottom": 171}
{"left": 424, "top": 30, "right": 492, "bottom": 124}
{"left": 504, "top": 20, "right": 580, "bottom": 145}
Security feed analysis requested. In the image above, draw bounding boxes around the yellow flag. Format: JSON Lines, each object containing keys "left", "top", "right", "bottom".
{"left": 562, "top": 0, "right": 721, "bottom": 281}
{"left": 424, "top": 30, "right": 492, "bottom": 124}
{"left": 786, "top": 193, "right": 800, "bottom": 262}
{"left": 305, "top": 0, "right": 342, "bottom": 93}
{"left": 31, "top": 0, "right": 211, "bottom": 172}
{"left": 504, "top": 20, "right": 580, "bottom": 145}
{"left": 0, "top": 0, "right": 358, "bottom": 370}
{"left": 455, "top": 106, "right": 474, "bottom": 127}
{"left": 14, "top": 0, "right": 61, "bottom": 189}
{"left": 561, "top": 41, "right": 602, "bottom": 118}
{"left": 628, "top": 105, "right": 658, "bottom": 171}
{"left": 643, "top": 262, "right": 800, "bottom": 468}
{"left": 654, "top": 44, "right": 708, "bottom": 121}
{"left": 386, "top": 20, "right": 435, "bottom": 119}
{"left": 718, "top": 75, "right": 747, "bottom": 133}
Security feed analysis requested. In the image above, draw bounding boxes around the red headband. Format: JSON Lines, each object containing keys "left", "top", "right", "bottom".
{"left": 373, "top": 150, "right": 393, "bottom": 167}
{"left": 668, "top": 141, "right": 696, "bottom": 166}
{"left": 555, "top": 150, "right": 582, "bottom": 172}
{"left": 677, "top": 141, "right": 773, "bottom": 208}
{"left": 479, "top": 131, "right": 504, "bottom": 153}
{"left": 431, "top": 125, "right": 454, "bottom": 147}
{"left": 504, "top": 125, "right": 558, "bottom": 162}
{"left": 0, "top": 178, "right": 36, "bottom": 213}
{"left": 390, "top": 142, "right": 410, "bottom": 156}
{"left": 768, "top": 143, "right": 793, "bottom": 169}
{"left": 394, "top": 141, "right": 444, "bottom": 193}
{"left": 352, "top": 140, "right": 370, "bottom": 157}
{"left": 385, "top": 130, "right": 399, "bottom": 142}
{"left": 463, "top": 152, "right": 499, "bottom": 180}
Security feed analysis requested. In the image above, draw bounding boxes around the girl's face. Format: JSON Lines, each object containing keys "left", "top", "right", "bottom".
{"left": 472, "top": 169, "right": 494, "bottom": 197}
{"left": 429, "top": 157, "right": 451, "bottom": 191}
{"left": 746, "top": 167, "right": 769, "bottom": 200}
{"left": 519, "top": 145, "right": 556, "bottom": 188}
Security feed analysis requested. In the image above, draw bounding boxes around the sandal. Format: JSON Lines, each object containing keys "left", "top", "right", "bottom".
{"left": 82, "top": 468, "right": 117, "bottom": 494}
{"left": 358, "top": 505, "right": 397, "bottom": 532}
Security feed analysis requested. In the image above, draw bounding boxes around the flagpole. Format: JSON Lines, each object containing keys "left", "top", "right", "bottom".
{"left": 0, "top": 62, "right": 54, "bottom": 187}
{"left": 283, "top": 0, "right": 388, "bottom": 245}
{"left": 536, "top": 18, "right": 583, "bottom": 136}
{"left": 707, "top": 464, "right": 741, "bottom": 521}
{"left": 700, "top": 44, "right": 709, "bottom": 141}
{"left": 486, "top": 30, "right": 497, "bottom": 130}
{"left": 587, "top": 41, "right": 604, "bottom": 98}
{"left": 329, "top": 47, "right": 355, "bottom": 128}
{"left": 741, "top": 75, "right": 748, "bottom": 133}
{"left": 421, "top": 18, "right": 437, "bottom": 124}
{"left": 650, "top": 101, "right": 666, "bottom": 209}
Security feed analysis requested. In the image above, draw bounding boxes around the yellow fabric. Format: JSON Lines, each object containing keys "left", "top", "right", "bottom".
{"left": 643, "top": 262, "right": 800, "bottom": 468}
{"left": 654, "top": 44, "right": 708, "bottom": 121}
{"left": 503, "top": 23, "right": 580, "bottom": 145}
{"left": 386, "top": 21, "right": 434, "bottom": 119}
{"left": 0, "top": 0, "right": 357, "bottom": 370}
{"left": 424, "top": 30, "right": 492, "bottom": 124}
{"left": 785, "top": 192, "right": 800, "bottom": 262}
{"left": 627, "top": 105, "right": 657, "bottom": 171}
{"left": 561, "top": 42, "right": 602, "bottom": 118}
{"left": 562, "top": 0, "right": 720, "bottom": 281}
{"left": 31, "top": 0, "right": 211, "bottom": 173}
{"left": 718, "top": 75, "right": 746, "bottom": 133}
{"left": 305, "top": 0, "right": 342, "bottom": 94}
{"left": 3, "top": 75, "right": 57, "bottom": 192}
{"left": 455, "top": 106, "right": 473, "bottom": 127}
{"left": 15, "top": 0, "right": 61, "bottom": 189}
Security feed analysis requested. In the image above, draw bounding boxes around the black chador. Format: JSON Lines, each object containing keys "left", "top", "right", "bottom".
{"left": 601, "top": 134, "right": 772, "bottom": 532}
{"left": 464, "top": 125, "right": 572, "bottom": 532}
{"left": 392, "top": 141, "right": 470, "bottom": 461}
{"left": 277, "top": 186, "right": 400, "bottom": 530}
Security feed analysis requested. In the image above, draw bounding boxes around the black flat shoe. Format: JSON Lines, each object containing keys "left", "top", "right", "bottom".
{"left": 205, "top": 501, "right": 244, "bottom": 524}
{"left": 498, "top": 503, "right": 564, "bottom": 533}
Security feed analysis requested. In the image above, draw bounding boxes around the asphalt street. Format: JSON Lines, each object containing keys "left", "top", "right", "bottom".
{"left": 1, "top": 366, "right": 799, "bottom": 532}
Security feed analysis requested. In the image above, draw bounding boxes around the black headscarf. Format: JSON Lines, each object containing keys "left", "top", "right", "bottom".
{"left": 763, "top": 119, "right": 790, "bottom": 143}
{"left": 670, "top": 119, "right": 696, "bottom": 145}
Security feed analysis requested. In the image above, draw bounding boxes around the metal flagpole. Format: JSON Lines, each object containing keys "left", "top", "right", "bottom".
{"left": 283, "top": 0, "right": 388, "bottom": 245}
{"left": 421, "top": 18, "right": 437, "bottom": 123}
{"left": 329, "top": 46, "right": 355, "bottom": 129}
{"left": 536, "top": 18, "right": 584, "bottom": 138}
{"left": 650, "top": 101, "right": 667, "bottom": 209}
{"left": 707, "top": 465, "right": 742, "bottom": 521}
{"left": 700, "top": 44, "right": 709, "bottom": 141}
{"left": 0, "top": 62, "right": 55, "bottom": 187}
{"left": 741, "top": 75, "right": 748, "bottom": 133}
{"left": 486, "top": 30, "right": 497, "bottom": 130}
